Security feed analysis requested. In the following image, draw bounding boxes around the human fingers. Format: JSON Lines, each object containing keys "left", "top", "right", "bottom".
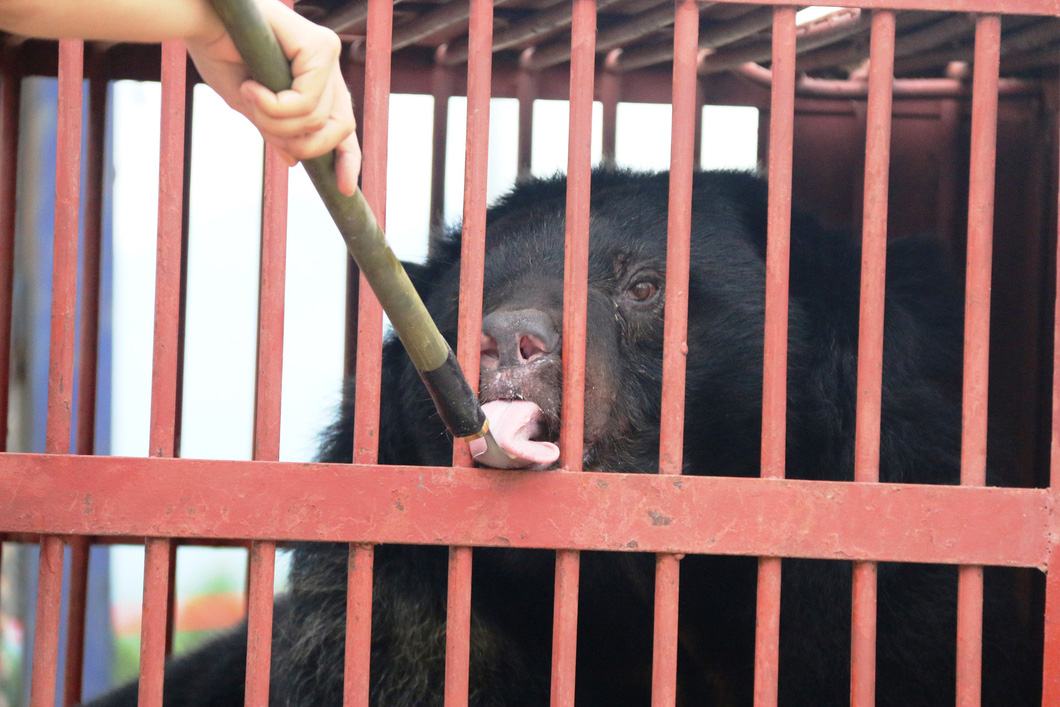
{"left": 334, "top": 130, "right": 362, "bottom": 196}
{"left": 271, "top": 114, "right": 356, "bottom": 166}
{"left": 239, "top": 76, "right": 335, "bottom": 139}
{"left": 255, "top": 0, "right": 342, "bottom": 122}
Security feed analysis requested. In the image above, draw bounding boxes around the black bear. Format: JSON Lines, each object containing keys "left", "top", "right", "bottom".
{"left": 86, "top": 169, "right": 1039, "bottom": 706}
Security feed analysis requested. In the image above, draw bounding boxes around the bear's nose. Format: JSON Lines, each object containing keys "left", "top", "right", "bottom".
{"left": 480, "top": 308, "right": 559, "bottom": 369}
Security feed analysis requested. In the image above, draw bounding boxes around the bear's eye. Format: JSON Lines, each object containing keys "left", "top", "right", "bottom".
{"left": 628, "top": 280, "right": 659, "bottom": 303}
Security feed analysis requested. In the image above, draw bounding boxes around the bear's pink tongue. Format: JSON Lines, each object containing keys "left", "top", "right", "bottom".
{"left": 479, "top": 400, "right": 560, "bottom": 468}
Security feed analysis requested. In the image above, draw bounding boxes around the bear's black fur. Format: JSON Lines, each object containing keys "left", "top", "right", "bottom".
{"left": 85, "top": 170, "right": 1040, "bottom": 706}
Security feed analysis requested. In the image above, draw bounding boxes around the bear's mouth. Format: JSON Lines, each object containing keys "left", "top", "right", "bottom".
{"left": 479, "top": 399, "right": 560, "bottom": 470}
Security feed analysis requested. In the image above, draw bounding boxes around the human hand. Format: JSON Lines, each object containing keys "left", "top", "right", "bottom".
{"left": 187, "top": 0, "right": 361, "bottom": 195}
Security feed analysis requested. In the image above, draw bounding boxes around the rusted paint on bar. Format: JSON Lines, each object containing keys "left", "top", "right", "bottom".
{"left": 755, "top": 8, "right": 796, "bottom": 705}
{"left": 140, "top": 537, "right": 171, "bottom": 707}
{"left": 76, "top": 50, "right": 108, "bottom": 459}
{"left": 850, "top": 562, "right": 878, "bottom": 706}
{"left": 244, "top": 134, "right": 289, "bottom": 704}
{"left": 853, "top": 12, "right": 895, "bottom": 486}
{"left": 552, "top": 0, "right": 596, "bottom": 702}
{"left": 352, "top": 0, "right": 391, "bottom": 465}
{"left": 453, "top": 0, "right": 493, "bottom": 469}
{"left": 139, "top": 40, "right": 189, "bottom": 706}
{"left": 660, "top": 0, "right": 697, "bottom": 484}
{"left": 253, "top": 147, "right": 288, "bottom": 463}
{"left": 551, "top": 549, "right": 581, "bottom": 707}
{"left": 445, "top": 546, "right": 473, "bottom": 706}
{"left": 0, "top": 454, "right": 1051, "bottom": 566}
{"left": 32, "top": 38, "right": 82, "bottom": 707}
{"left": 850, "top": 12, "right": 895, "bottom": 707}
{"left": 0, "top": 47, "right": 20, "bottom": 454}
{"left": 63, "top": 536, "right": 90, "bottom": 706}
{"left": 344, "top": 1, "right": 391, "bottom": 701}
{"left": 63, "top": 64, "right": 106, "bottom": 701}
{"left": 446, "top": 0, "right": 493, "bottom": 699}
{"left": 47, "top": 38, "right": 83, "bottom": 456}
{"left": 600, "top": 60, "right": 618, "bottom": 168}
{"left": 760, "top": 7, "right": 796, "bottom": 484}
{"left": 345, "top": 544, "right": 374, "bottom": 705}
{"left": 651, "top": 554, "right": 681, "bottom": 707}
{"left": 754, "top": 557, "right": 781, "bottom": 707}
{"left": 957, "top": 563, "right": 985, "bottom": 706}
{"left": 149, "top": 41, "right": 187, "bottom": 460}
{"left": 429, "top": 50, "right": 453, "bottom": 258}
{"left": 245, "top": 540, "right": 276, "bottom": 707}
{"left": 516, "top": 56, "right": 536, "bottom": 180}
{"left": 652, "top": 2, "right": 698, "bottom": 701}
{"left": 1043, "top": 563, "right": 1060, "bottom": 703}
{"left": 562, "top": 0, "right": 595, "bottom": 474}
{"left": 957, "top": 16, "right": 1000, "bottom": 706}
{"left": 961, "top": 17, "right": 999, "bottom": 490}
{"left": 1044, "top": 65, "right": 1060, "bottom": 707}
{"left": 29, "top": 535, "right": 65, "bottom": 707}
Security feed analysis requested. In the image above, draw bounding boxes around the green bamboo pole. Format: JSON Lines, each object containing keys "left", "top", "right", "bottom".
{"left": 206, "top": 0, "right": 520, "bottom": 466}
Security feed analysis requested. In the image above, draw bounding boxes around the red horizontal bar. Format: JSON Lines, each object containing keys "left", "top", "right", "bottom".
{"left": 699, "top": 0, "right": 1056, "bottom": 18}
{"left": 0, "top": 453, "right": 1049, "bottom": 567}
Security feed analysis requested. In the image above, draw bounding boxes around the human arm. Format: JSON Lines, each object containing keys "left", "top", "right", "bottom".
{"left": 0, "top": 0, "right": 360, "bottom": 194}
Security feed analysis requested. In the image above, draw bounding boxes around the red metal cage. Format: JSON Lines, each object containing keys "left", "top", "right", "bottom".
{"left": 2, "top": 0, "right": 1060, "bottom": 705}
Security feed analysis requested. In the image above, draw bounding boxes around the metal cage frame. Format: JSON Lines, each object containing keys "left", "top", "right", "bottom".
{"left": 2, "top": 0, "right": 1060, "bottom": 705}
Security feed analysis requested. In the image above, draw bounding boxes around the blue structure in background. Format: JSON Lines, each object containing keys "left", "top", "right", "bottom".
{"left": 15, "top": 75, "right": 115, "bottom": 706}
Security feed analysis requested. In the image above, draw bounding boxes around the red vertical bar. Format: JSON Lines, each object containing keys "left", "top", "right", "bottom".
{"left": 516, "top": 55, "right": 536, "bottom": 180}
{"left": 651, "top": 1, "right": 698, "bottom": 704}
{"left": 75, "top": 50, "right": 107, "bottom": 458}
{"left": 1043, "top": 65, "right": 1060, "bottom": 707}
{"left": 445, "top": 0, "right": 494, "bottom": 703}
{"left": 244, "top": 136, "right": 289, "bottom": 704}
{"left": 139, "top": 538, "right": 171, "bottom": 707}
{"left": 140, "top": 40, "right": 188, "bottom": 707}
{"left": 30, "top": 536, "right": 65, "bottom": 707}
{"left": 47, "top": 38, "right": 83, "bottom": 456}
{"left": 957, "top": 15, "right": 1000, "bottom": 707}
{"left": 553, "top": 2, "right": 596, "bottom": 705}
{"left": 342, "top": 57, "right": 365, "bottom": 379}
{"left": 551, "top": 550, "right": 581, "bottom": 707}
{"left": 600, "top": 53, "right": 620, "bottom": 168}
{"left": 429, "top": 49, "right": 452, "bottom": 256}
{"left": 352, "top": 0, "right": 390, "bottom": 468}
{"left": 445, "top": 546, "right": 474, "bottom": 707}
{"left": 344, "top": 544, "right": 374, "bottom": 705}
{"left": 30, "top": 38, "right": 84, "bottom": 707}
{"left": 63, "top": 54, "right": 108, "bottom": 707}
{"left": 62, "top": 536, "right": 89, "bottom": 707}
{"left": 0, "top": 47, "right": 20, "bottom": 453}
{"left": 753, "top": 8, "right": 796, "bottom": 707}
{"left": 149, "top": 41, "right": 186, "bottom": 460}
{"left": 1045, "top": 558, "right": 1060, "bottom": 702}
{"left": 344, "top": 1, "right": 391, "bottom": 703}
{"left": 244, "top": 540, "right": 276, "bottom": 707}
{"left": 850, "top": 12, "right": 895, "bottom": 707}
